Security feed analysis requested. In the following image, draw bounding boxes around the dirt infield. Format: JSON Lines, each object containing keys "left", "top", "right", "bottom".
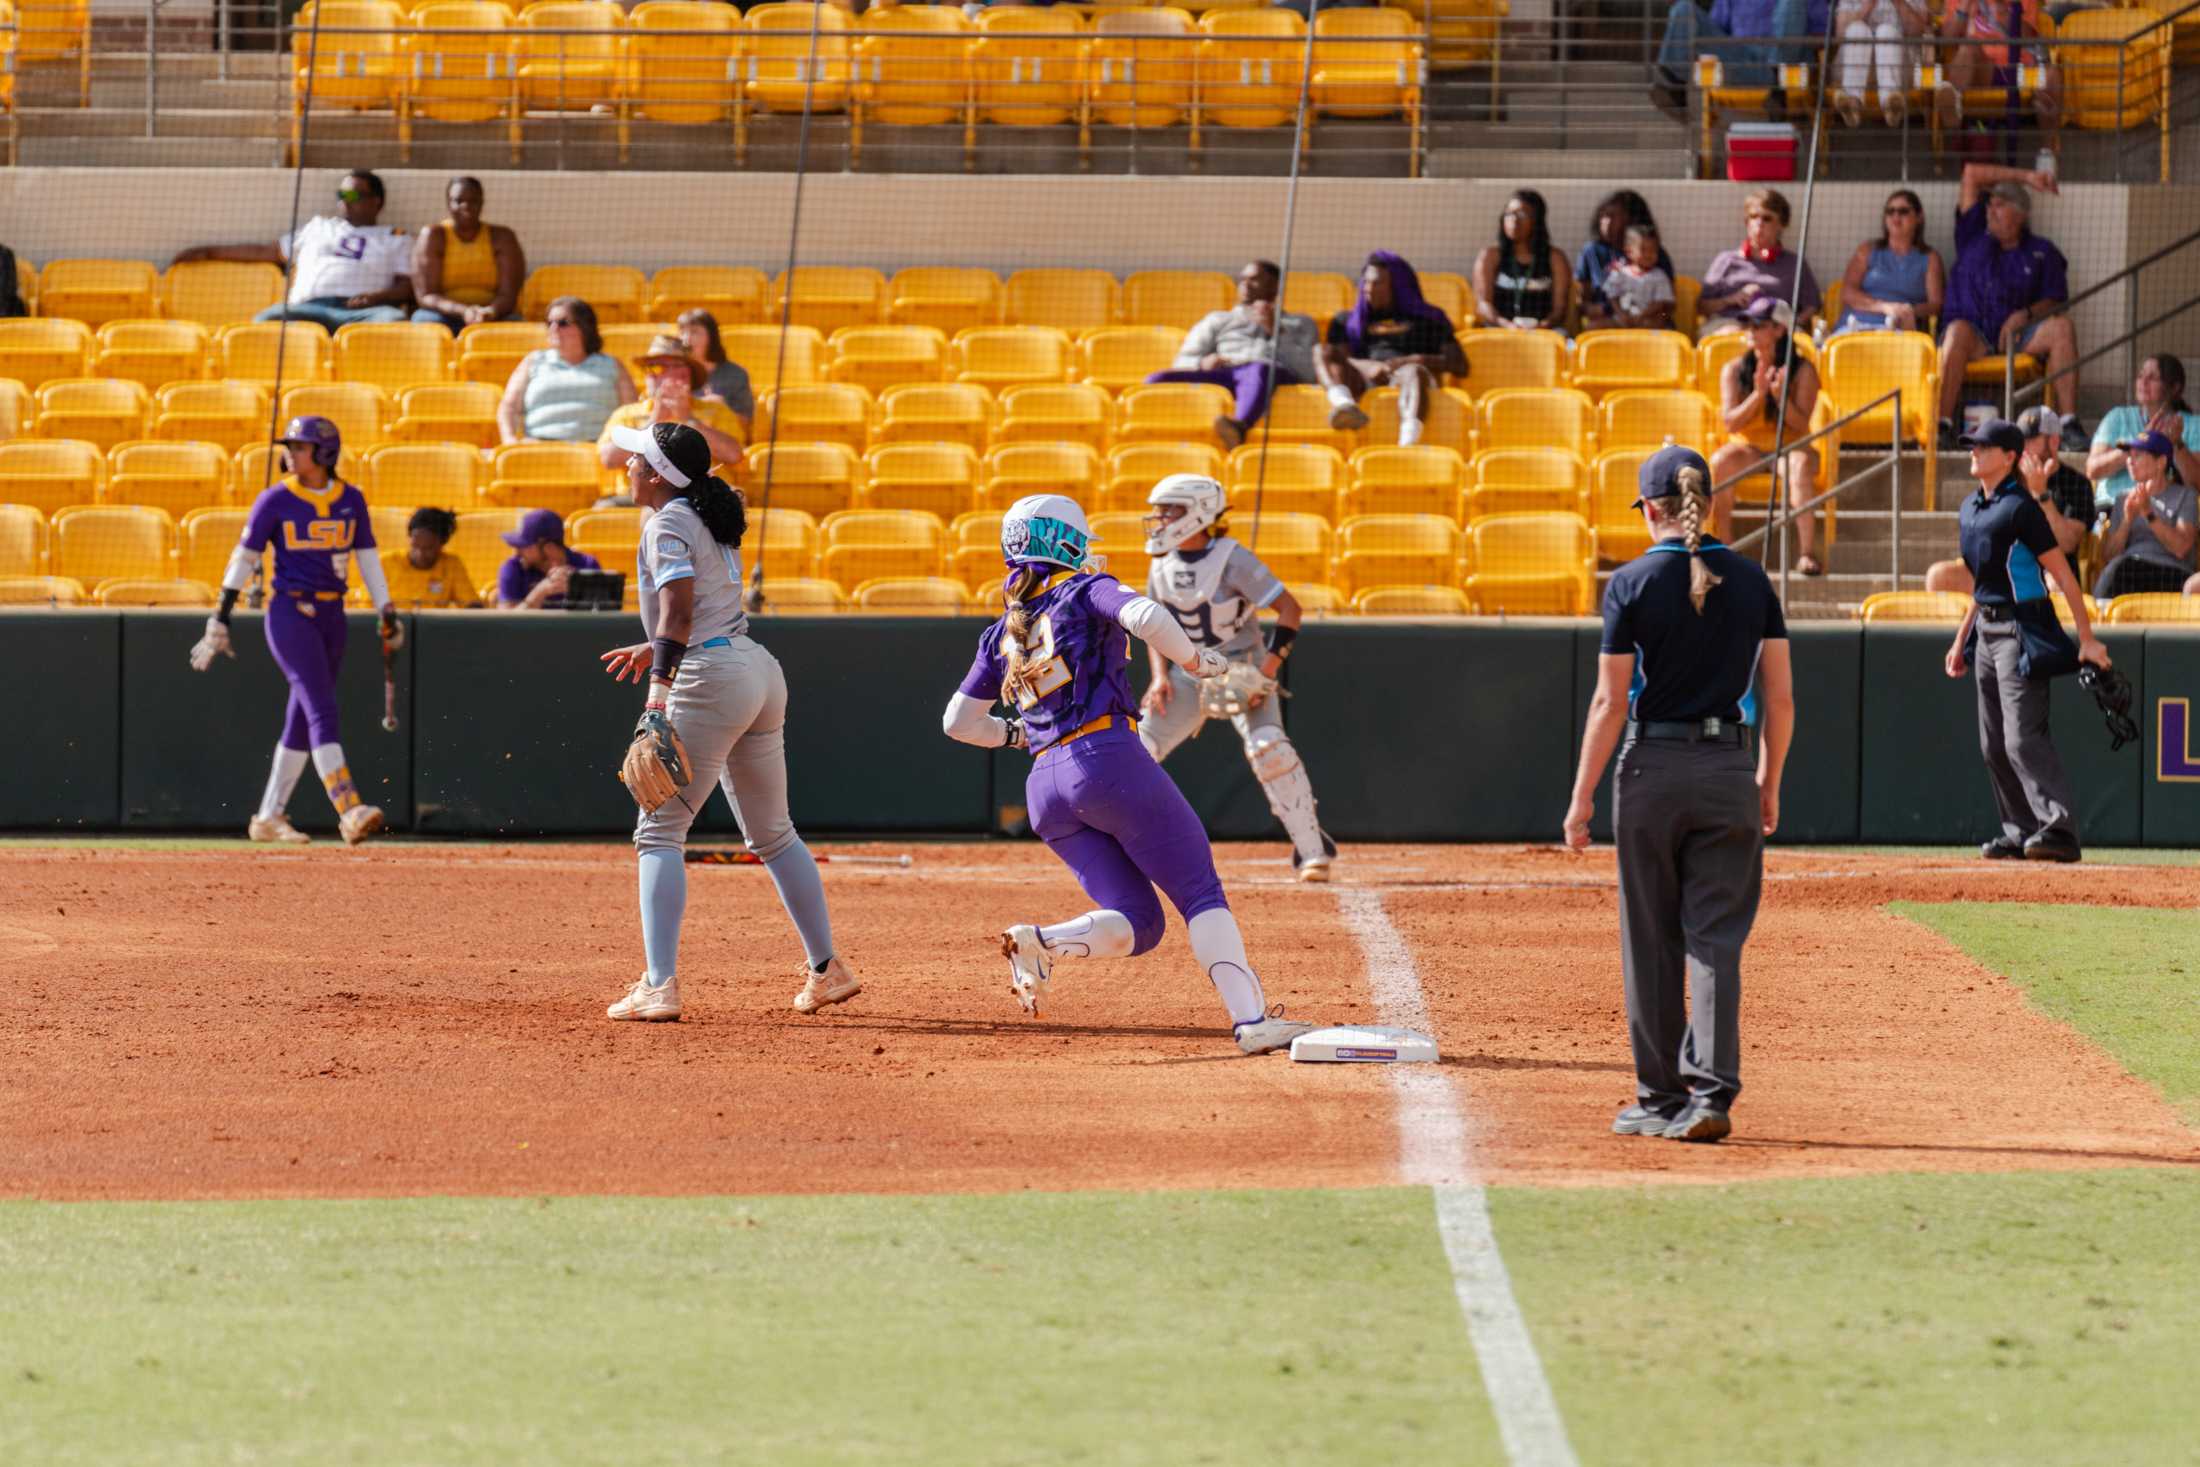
{"left": 1, "top": 842, "right": 2193, "bottom": 1201}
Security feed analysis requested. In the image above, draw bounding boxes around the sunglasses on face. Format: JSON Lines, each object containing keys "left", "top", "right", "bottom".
{"left": 547, "top": 317, "right": 576, "bottom": 328}
{"left": 337, "top": 188, "right": 364, "bottom": 203}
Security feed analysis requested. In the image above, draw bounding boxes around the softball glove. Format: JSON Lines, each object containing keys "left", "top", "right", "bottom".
{"left": 619, "top": 708, "right": 692, "bottom": 812}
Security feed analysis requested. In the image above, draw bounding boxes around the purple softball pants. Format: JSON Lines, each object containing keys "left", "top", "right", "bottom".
{"left": 263, "top": 594, "right": 348, "bottom": 751}
{"left": 1143, "top": 363, "right": 1300, "bottom": 427}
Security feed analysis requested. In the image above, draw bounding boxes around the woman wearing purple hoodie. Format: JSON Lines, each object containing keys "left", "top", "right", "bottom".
{"left": 1314, "top": 251, "right": 1468, "bottom": 445}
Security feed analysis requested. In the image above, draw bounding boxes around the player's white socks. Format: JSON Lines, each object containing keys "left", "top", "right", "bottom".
{"left": 637, "top": 846, "right": 684, "bottom": 986}
{"left": 258, "top": 745, "right": 309, "bottom": 821}
{"left": 1186, "top": 908, "right": 1267, "bottom": 1026}
{"left": 1325, "top": 384, "right": 1357, "bottom": 411}
{"left": 1038, "top": 911, "right": 1135, "bottom": 959}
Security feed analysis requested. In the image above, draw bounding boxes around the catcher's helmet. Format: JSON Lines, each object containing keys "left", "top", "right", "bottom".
{"left": 280, "top": 415, "right": 343, "bottom": 469}
{"left": 1001, "top": 493, "right": 1091, "bottom": 571}
{"left": 1143, "top": 473, "right": 1227, "bottom": 556}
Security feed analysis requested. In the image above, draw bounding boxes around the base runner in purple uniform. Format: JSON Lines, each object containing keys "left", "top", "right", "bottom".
{"left": 188, "top": 416, "right": 398, "bottom": 847}
{"left": 941, "top": 494, "right": 1321, "bottom": 1055}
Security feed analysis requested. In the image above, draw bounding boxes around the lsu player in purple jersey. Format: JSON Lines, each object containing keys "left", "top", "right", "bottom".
{"left": 941, "top": 494, "right": 1320, "bottom": 1055}
{"left": 188, "top": 416, "right": 398, "bottom": 846}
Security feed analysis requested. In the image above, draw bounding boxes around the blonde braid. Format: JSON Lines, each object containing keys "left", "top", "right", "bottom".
{"left": 999, "top": 563, "right": 1045, "bottom": 704}
{"left": 1677, "top": 465, "right": 1723, "bottom": 614}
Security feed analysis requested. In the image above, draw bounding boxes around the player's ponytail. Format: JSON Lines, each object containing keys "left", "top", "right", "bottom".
{"left": 682, "top": 474, "right": 746, "bottom": 548}
{"left": 1000, "top": 562, "right": 1046, "bottom": 705}
{"left": 1677, "top": 463, "right": 1722, "bottom": 614}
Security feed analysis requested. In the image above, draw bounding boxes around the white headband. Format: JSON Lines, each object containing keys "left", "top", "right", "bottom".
{"left": 608, "top": 424, "right": 691, "bottom": 489}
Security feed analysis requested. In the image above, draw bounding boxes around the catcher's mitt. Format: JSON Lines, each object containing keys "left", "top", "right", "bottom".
{"left": 1199, "top": 659, "right": 1281, "bottom": 720}
{"left": 619, "top": 708, "right": 692, "bottom": 812}
{"left": 2078, "top": 663, "right": 2139, "bottom": 752}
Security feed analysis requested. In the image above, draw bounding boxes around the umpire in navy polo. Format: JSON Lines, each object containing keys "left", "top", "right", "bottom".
{"left": 1947, "top": 417, "right": 2111, "bottom": 863}
{"left": 1564, "top": 445, "right": 1794, "bottom": 1144}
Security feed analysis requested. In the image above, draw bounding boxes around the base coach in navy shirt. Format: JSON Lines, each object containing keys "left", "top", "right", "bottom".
{"left": 1565, "top": 446, "right": 1794, "bottom": 1144}
{"left": 1947, "top": 418, "right": 2111, "bottom": 863}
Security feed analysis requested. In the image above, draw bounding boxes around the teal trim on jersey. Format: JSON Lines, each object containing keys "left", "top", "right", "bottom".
{"left": 2008, "top": 542, "right": 2048, "bottom": 602}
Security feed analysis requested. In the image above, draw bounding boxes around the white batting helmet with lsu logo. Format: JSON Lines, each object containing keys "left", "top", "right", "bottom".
{"left": 1142, "top": 473, "right": 1227, "bottom": 556}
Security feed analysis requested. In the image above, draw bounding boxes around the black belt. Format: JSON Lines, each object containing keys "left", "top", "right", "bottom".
{"left": 1628, "top": 717, "right": 1751, "bottom": 747}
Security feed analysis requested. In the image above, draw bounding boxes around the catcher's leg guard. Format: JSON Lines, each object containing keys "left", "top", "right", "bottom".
{"left": 1245, "top": 733, "right": 1327, "bottom": 866}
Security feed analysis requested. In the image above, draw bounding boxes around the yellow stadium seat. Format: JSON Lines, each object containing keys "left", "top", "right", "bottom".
{"left": 37, "top": 259, "right": 158, "bottom": 328}
{"left": 231, "top": 441, "right": 365, "bottom": 501}
{"left": 179, "top": 507, "right": 251, "bottom": 587}
{"left": 627, "top": 1, "right": 742, "bottom": 132}
{"left": 1310, "top": 7, "right": 1423, "bottom": 126}
{"left": 483, "top": 441, "right": 598, "bottom": 513}
{"left": 1857, "top": 590, "right": 1974, "bottom": 623}
{"left": 647, "top": 265, "right": 767, "bottom": 326}
{"left": 743, "top": 2, "right": 855, "bottom": 115}
{"left": 2061, "top": 10, "right": 2171, "bottom": 166}
{"left": 1419, "top": 272, "right": 1472, "bottom": 328}
{"left": 1456, "top": 329, "right": 1568, "bottom": 397}
{"left": 567, "top": 504, "right": 644, "bottom": 553}
{"left": 34, "top": 378, "right": 151, "bottom": 452}
{"left": 281, "top": 382, "right": 390, "bottom": 453}
{"left": 1353, "top": 585, "right": 1472, "bottom": 616}
{"left": 859, "top": 443, "right": 981, "bottom": 519}
{"left": 160, "top": 261, "right": 285, "bottom": 328}
{"left": 740, "top": 442, "right": 862, "bottom": 521}
{"left": 335, "top": 321, "right": 454, "bottom": 393}
{"left": 1117, "top": 382, "right": 1234, "bottom": 448}
{"left": 949, "top": 509, "right": 1007, "bottom": 586}
{"left": 1103, "top": 441, "right": 1222, "bottom": 513}
{"left": 520, "top": 266, "right": 648, "bottom": 325}
{"left": 772, "top": 267, "right": 889, "bottom": 338}
{"left": 454, "top": 321, "right": 546, "bottom": 388}
{"left": 1464, "top": 512, "right": 1595, "bottom": 615}
{"left": 287, "top": 1, "right": 404, "bottom": 164}
{"left": 818, "top": 507, "right": 947, "bottom": 590}
{"left": 1232, "top": 511, "right": 1331, "bottom": 584}
{"left": 1333, "top": 513, "right": 1460, "bottom": 594}
{"left": 2104, "top": 592, "right": 2200, "bottom": 623}
{"left": 874, "top": 383, "right": 994, "bottom": 453}
{"left": 954, "top": 327, "right": 1074, "bottom": 392}
{"left": 829, "top": 325, "right": 949, "bottom": 396}
{"left": 973, "top": 6, "right": 1086, "bottom": 127}
{"left": 1007, "top": 269, "right": 1120, "bottom": 335}
{"left": 447, "top": 510, "right": 524, "bottom": 592}
{"left": 9, "top": 254, "right": 30, "bottom": 318}
{"left": 1225, "top": 443, "right": 1346, "bottom": 520}
{"left": 1600, "top": 387, "right": 1717, "bottom": 454}
{"left": 1086, "top": 510, "right": 1153, "bottom": 588}
{"left": 754, "top": 384, "right": 874, "bottom": 455}
{"left": 154, "top": 381, "right": 270, "bottom": 456}
{"left": 1253, "top": 384, "right": 1358, "bottom": 453}
{"left": 980, "top": 443, "right": 1102, "bottom": 514}
{"left": 995, "top": 383, "right": 1113, "bottom": 452}
{"left": 1569, "top": 329, "right": 1693, "bottom": 401}
{"left": 52, "top": 504, "right": 176, "bottom": 588}
{"left": 721, "top": 325, "right": 829, "bottom": 393}
{"left": 366, "top": 442, "right": 484, "bottom": 509}
{"left": 392, "top": 381, "right": 502, "bottom": 448}
{"left": 1197, "top": 8, "right": 1306, "bottom": 130}
{"left": 0, "top": 438, "right": 103, "bottom": 516}
{"left": 599, "top": 323, "right": 681, "bottom": 372}
{"left": 750, "top": 576, "right": 847, "bottom": 613}
{"left": 1282, "top": 270, "right": 1354, "bottom": 323}
{"left": 93, "top": 319, "right": 208, "bottom": 391}
{"left": 516, "top": 0, "right": 627, "bottom": 117}
{"left": 1122, "top": 271, "right": 1236, "bottom": 333}
{"left": 0, "top": 503, "right": 50, "bottom": 576}
{"left": 1090, "top": 7, "right": 1198, "bottom": 130}
{"left": 1286, "top": 581, "right": 1345, "bottom": 615}
{"left": 216, "top": 320, "right": 333, "bottom": 388}
{"left": 1078, "top": 325, "right": 1183, "bottom": 393}
{"left": 403, "top": 3, "right": 518, "bottom": 160}
{"left": 0, "top": 377, "right": 28, "bottom": 441}
{"left": 851, "top": 575, "right": 973, "bottom": 614}
{"left": 1345, "top": 444, "right": 1467, "bottom": 519}
{"left": 96, "top": 578, "right": 216, "bottom": 608}
{"left": 888, "top": 268, "right": 1002, "bottom": 337}
{"left": 0, "top": 318, "right": 93, "bottom": 391}
{"left": 854, "top": 3, "right": 975, "bottom": 168}
{"left": 103, "top": 440, "right": 228, "bottom": 518}
{"left": 1388, "top": 0, "right": 1503, "bottom": 76}
{"left": 1822, "top": 331, "right": 1939, "bottom": 459}
{"left": 1469, "top": 446, "right": 1587, "bottom": 519}
{"left": 1363, "top": 384, "right": 1474, "bottom": 455}
{"left": 1590, "top": 448, "right": 1656, "bottom": 563}
{"left": 13, "top": 0, "right": 92, "bottom": 96}
{"left": 746, "top": 504, "right": 822, "bottom": 579}
{"left": 1479, "top": 386, "right": 1596, "bottom": 456}
{"left": 0, "top": 575, "right": 88, "bottom": 605}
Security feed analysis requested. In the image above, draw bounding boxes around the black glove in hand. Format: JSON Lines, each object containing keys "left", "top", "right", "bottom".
{"left": 2077, "top": 664, "right": 2139, "bottom": 752}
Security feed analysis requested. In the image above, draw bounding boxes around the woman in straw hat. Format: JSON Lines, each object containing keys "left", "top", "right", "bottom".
{"left": 598, "top": 332, "right": 746, "bottom": 476}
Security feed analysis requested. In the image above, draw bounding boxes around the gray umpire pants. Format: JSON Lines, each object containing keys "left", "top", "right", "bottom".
{"left": 1140, "top": 653, "right": 1285, "bottom": 760}
{"left": 1612, "top": 735, "right": 1763, "bottom": 1114}
{"left": 1974, "top": 620, "right": 2076, "bottom": 845}
{"left": 633, "top": 636, "right": 800, "bottom": 860}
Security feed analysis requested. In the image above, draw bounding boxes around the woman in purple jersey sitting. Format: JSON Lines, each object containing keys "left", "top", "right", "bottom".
{"left": 941, "top": 494, "right": 1321, "bottom": 1055}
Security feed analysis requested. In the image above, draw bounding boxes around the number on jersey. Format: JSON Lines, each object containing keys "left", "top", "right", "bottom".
{"left": 1008, "top": 612, "right": 1073, "bottom": 710}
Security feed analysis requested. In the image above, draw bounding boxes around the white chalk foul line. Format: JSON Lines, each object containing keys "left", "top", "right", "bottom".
{"left": 1333, "top": 888, "right": 1579, "bottom": 1467}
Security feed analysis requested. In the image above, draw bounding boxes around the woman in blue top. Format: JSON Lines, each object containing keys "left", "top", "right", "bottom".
{"left": 496, "top": 294, "right": 636, "bottom": 444}
{"left": 1830, "top": 188, "right": 1944, "bottom": 338}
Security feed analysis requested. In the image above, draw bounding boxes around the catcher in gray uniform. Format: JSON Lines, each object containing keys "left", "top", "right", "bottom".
{"left": 1136, "top": 473, "right": 1336, "bottom": 882}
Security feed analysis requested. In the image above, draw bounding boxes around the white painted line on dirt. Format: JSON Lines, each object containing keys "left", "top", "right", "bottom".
{"left": 1334, "top": 888, "right": 1579, "bottom": 1467}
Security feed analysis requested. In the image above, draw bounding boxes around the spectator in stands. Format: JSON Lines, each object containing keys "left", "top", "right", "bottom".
{"left": 1832, "top": 0, "right": 1930, "bottom": 127}
{"left": 1829, "top": 188, "right": 1943, "bottom": 338}
{"left": 1936, "top": 0, "right": 2061, "bottom": 158}
{"left": 1651, "top": 0, "right": 1825, "bottom": 118}
{"left": 1143, "top": 260, "right": 1319, "bottom": 450}
{"left": 497, "top": 296, "right": 636, "bottom": 446}
{"left": 176, "top": 170, "right": 414, "bottom": 332}
{"left": 1575, "top": 190, "right": 1674, "bottom": 323}
{"left": 1924, "top": 406, "right": 2091, "bottom": 594}
{"left": 410, "top": 177, "right": 526, "bottom": 334}
{"left": 1698, "top": 188, "right": 1821, "bottom": 339}
{"left": 496, "top": 509, "right": 604, "bottom": 611}
{"left": 1586, "top": 224, "right": 1676, "bottom": 331}
{"left": 382, "top": 507, "right": 479, "bottom": 609}
{"left": 1315, "top": 251, "right": 1466, "bottom": 444}
{"left": 0, "top": 242, "right": 25, "bottom": 317}
{"left": 599, "top": 334, "right": 748, "bottom": 472}
{"left": 2091, "top": 431, "right": 2198, "bottom": 600}
{"left": 1710, "top": 297, "right": 1825, "bottom": 573}
{"left": 1471, "top": 190, "right": 1573, "bottom": 335}
{"left": 1937, "top": 164, "right": 2080, "bottom": 447}
{"left": 2087, "top": 354, "right": 2200, "bottom": 502}
{"left": 676, "top": 309, "right": 755, "bottom": 430}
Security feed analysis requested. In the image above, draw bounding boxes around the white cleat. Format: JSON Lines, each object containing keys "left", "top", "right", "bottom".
{"left": 1000, "top": 924, "right": 1052, "bottom": 1017}
{"left": 247, "top": 813, "right": 312, "bottom": 845}
{"left": 793, "top": 955, "right": 862, "bottom": 1014}
{"left": 607, "top": 973, "right": 682, "bottom": 1022}
{"left": 1292, "top": 830, "right": 1338, "bottom": 884}
{"left": 338, "top": 804, "right": 384, "bottom": 847}
{"left": 1234, "top": 1005, "right": 1318, "bottom": 1055}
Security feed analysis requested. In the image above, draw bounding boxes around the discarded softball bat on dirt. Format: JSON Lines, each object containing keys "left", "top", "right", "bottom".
{"left": 684, "top": 849, "right": 913, "bottom": 867}
{"left": 1288, "top": 1025, "right": 1439, "bottom": 1063}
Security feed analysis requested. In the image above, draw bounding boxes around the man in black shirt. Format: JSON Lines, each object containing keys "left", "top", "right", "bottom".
{"left": 1314, "top": 251, "right": 1467, "bottom": 447}
{"left": 1924, "top": 406, "right": 2093, "bottom": 597}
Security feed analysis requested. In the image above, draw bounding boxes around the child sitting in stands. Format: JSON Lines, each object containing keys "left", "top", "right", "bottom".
{"left": 1590, "top": 223, "right": 1676, "bottom": 331}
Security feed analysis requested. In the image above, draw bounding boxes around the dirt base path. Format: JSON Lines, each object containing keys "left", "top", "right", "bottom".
{"left": 0, "top": 843, "right": 2192, "bottom": 1201}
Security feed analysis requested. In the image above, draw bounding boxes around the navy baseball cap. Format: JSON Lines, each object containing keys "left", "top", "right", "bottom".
{"left": 501, "top": 508, "right": 567, "bottom": 548}
{"left": 1632, "top": 444, "right": 1711, "bottom": 508}
{"left": 2117, "top": 428, "right": 2174, "bottom": 458}
{"left": 1959, "top": 419, "right": 2025, "bottom": 453}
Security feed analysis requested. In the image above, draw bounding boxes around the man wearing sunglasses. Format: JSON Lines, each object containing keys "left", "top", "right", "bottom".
{"left": 175, "top": 169, "right": 414, "bottom": 332}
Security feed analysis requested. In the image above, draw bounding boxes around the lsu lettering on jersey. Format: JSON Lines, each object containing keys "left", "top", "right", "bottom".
{"left": 1145, "top": 540, "right": 1283, "bottom": 657}
{"left": 636, "top": 498, "right": 748, "bottom": 644}
{"left": 958, "top": 571, "right": 1141, "bottom": 753}
{"left": 241, "top": 478, "right": 374, "bottom": 595}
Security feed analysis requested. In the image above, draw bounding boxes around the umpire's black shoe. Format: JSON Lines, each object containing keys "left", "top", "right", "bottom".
{"left": 2023, "top": 831, "right": 2082, "bottom": 863}
{"left": 1612, "top": 1105, "right": 1680, "bottom": 1137}
{"left": 1663, "top": 1105, "right": 1733, "bottom": 1143}
{"left": 1981, "top": 836, "right": 2025, "bottom": 859}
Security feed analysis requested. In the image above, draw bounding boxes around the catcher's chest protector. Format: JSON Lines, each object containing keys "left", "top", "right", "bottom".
{"left": 1151, "top": 547, "right": 1256, "bottom": 647}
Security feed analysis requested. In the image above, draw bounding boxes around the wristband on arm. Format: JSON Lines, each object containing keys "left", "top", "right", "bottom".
{"left": 216, "top": 587, "right": 240, "bottom": 626}
{"left": 648, "top": 636, "right": 686, "bottom": 703}
{"left": 1266, "top": 623, "right": 1298, "bottom": 660}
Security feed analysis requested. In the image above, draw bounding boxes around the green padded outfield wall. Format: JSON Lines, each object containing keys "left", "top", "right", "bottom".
{"left": 2143, "top": 629, "right": 2200, "bottom": 846}
{"left": 0, "top": 612, "right": 121, "bottom": 828}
